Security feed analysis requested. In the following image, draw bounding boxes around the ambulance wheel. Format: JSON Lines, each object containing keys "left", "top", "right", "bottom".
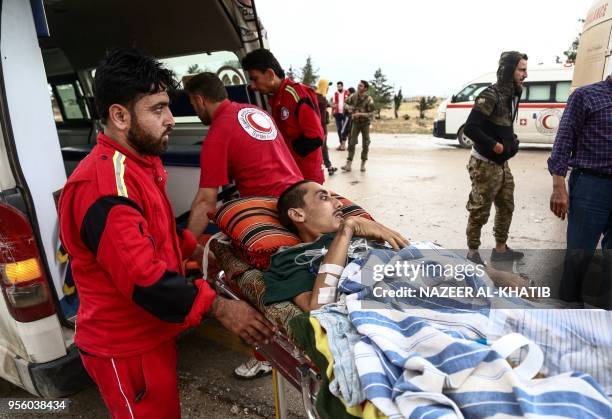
{"left": 457, "top": 126, "right": 473, "bottom": 148}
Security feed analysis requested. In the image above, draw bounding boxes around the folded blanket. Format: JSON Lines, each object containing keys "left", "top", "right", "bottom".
{"left": 338, "top": 242, "right": 612, "bottom": 418}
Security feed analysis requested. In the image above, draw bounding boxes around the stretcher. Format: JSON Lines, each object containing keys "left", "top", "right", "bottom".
{"left": 207, "top": 239, "right": 322, "bottom": 419}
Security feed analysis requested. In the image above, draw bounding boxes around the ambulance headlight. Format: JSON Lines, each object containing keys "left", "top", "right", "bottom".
{"left": 435, "top": 111, "right": 446, "bottom": 121}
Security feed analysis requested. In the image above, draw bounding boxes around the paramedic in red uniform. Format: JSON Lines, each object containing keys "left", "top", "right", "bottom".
{"left": 183, "top": 72, "right": 303, "bottom": 237}
{"left": 241, "top": 49, "right": 325, "bottom": 184}
{"left": 58, "top": 48, "right": 274, "bottom": 419}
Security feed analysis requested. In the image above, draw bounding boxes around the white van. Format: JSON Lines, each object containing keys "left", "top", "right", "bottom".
{"left": 572, "top": 0, "right": 611, "bottom": 88}
{"left": 0, "top": 0, "right": 266, "bottom": 397}
{"left": 433, "top": 65, "right": 574, "bottom": 148}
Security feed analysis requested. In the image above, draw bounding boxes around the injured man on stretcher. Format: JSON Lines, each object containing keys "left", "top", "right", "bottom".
{"left": 265, "top": 180, "right": 531, "bottom": 313}
{"left": 258, "top": 180, "right": 612, "bottom": 415}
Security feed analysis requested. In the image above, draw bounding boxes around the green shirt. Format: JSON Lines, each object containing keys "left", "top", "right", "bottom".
{"left": 264, "top": 233, "right": 335, "bottom": 305}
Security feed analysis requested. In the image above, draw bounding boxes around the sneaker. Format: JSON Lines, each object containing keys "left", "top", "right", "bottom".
{"left": 327, "top": 166, "right": 338, "bottom": 175}
{"left": 466, "top": 251, "right": 486, "bottom": 266}
{"left": 491, "top": 246, "right": 524, "bottom": 261}
{"left": 233, "top": 358, "right": 272, "bottom": 379}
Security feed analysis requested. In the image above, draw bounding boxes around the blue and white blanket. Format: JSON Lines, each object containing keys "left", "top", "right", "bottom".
{"left": 333, "top": 242, "right": 612, "bottom": 419}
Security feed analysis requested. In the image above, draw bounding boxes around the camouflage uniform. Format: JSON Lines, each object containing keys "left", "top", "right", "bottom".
{"left": 466, "top": 157, "right": 515, "bottom": 249}
{"left": 345, "top": 92, "right": 375, "bottom": 162}
{"left": 465, "top": 51, "right": 524, "bottom": 249}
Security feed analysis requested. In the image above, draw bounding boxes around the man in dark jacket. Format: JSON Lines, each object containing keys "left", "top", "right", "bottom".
{"left": 464, "top": 51, "right": 528, "bottom": 265}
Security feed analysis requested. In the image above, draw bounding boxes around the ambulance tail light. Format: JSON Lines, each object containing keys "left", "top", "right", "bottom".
{"left": 0, "top": 203, "right": 55, "bottom": 322}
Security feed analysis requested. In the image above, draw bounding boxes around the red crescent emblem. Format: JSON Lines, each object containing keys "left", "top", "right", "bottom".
{"left": 246, "top": 112, "right": 271, "bottom": 133}
{"left": 542, "top": 115, "right": 552, "bottom": 130}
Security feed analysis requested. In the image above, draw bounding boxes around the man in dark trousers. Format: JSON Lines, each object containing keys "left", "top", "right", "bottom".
{"left": 242, "top": 48, "right": 325, "bottom": 184}
{"left": 548, "top": 74, "right": 612, "bottom": 307}
{"left": 58, "top": 49, "right": 274, "bottom": 418}
{"left": 463, "top": 51, "right": 528, "bottom": 265}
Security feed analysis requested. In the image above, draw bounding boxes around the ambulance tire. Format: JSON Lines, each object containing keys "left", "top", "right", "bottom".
{"left": 457, "top": 126, "right": 473, "bottom": 149}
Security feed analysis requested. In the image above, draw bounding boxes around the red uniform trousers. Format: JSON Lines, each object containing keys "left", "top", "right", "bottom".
{"left": 80, "top": 339, "right": 180, "bottom": 419}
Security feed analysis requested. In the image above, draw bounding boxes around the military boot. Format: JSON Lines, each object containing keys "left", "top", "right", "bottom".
{"left": 360, "top": 161, "right": 366, "bottom": 172}
{"left": 341, "top": 160, "right": 352, "bottom": 172}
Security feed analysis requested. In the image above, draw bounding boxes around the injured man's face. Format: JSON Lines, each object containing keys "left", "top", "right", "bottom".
{"left": 286, "top": 182, "right": 344, "bottom": 241}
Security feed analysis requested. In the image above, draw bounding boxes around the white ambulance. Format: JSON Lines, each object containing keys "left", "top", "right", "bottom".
{"left": 0, "top": 0, "right": 266, "bottom": 397}
{"left": 433, "top": 65, "right": 574, "bottom": 148}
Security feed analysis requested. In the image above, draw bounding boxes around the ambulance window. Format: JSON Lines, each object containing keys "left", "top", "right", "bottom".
{"left": 49, "top": 84, "right": 63, "bottom": 123}
{"left": 555, "top": 81, "right": 571, "bottom": 102}
{"left": 527, "top": 84, "right": 551, "bottom": 101}
{"left": 161, "top": 51, "right": 245, "bottom": 87}
{"left": 56, "top": 84, "right": 86, "bottom": 119}
{"left": 454, "top": 83, "right": 489, "bottom": 102}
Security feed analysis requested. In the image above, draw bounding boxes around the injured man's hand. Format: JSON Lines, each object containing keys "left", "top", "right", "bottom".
{"left": 210, "top": 297, "right": 276, "bottom": 345}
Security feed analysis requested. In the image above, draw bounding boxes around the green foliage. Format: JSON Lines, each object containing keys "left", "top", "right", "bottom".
{"left": 393, "top": 88, "right": 403, "bottom": 119}
{"left": 300, "top": 56, "right": 318, "bottom": 86}
{"left": 187, "top": 64, "right": 202, "bottom": 74}
{"left": 563, "top": 19, "right": 584, "bottom": 64}
{"left": 417, "top": 96, "right": 437, "bottom": 119}
{"left": 369, "top": 68, "right": 394, "bottom": 117}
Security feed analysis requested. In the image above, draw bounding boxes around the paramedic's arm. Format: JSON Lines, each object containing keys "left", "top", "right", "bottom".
{"left": 548, "top": 90, "right": 584, "bottom": 220}
{"left": 292, "top": 101, "right": 324, "bottom": 157}
{"left": 187, "top": 187, "right": 218, "bottom": 236}
{"left": 80, "top": 197, "right": 274, "bottom": 344}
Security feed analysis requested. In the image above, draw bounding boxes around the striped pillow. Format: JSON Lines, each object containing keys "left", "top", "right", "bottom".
{"left": 212, "top": 194, "right": 373, "bottom": 269}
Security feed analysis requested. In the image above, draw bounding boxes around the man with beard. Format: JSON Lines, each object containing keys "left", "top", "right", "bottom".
{"left": 58, "top": 49, "right": 274, "bottom": 418}
{"left": 463, "top": 51, "right": 528, "bottom": 266}
{"left": 184, "top": 72, "right": 303, "bottom": 237}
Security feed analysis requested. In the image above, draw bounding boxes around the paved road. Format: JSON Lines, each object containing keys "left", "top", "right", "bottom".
{"left": 1, "top": 133, "right": 573, "bottom": 418}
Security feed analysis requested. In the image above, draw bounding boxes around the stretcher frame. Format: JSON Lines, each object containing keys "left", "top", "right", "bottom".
{"left": 211, "top": 270, "right": 321, "bottom": 419}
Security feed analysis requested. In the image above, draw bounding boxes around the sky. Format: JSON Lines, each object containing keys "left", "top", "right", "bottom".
{"left": 256, "top": 0, "right": 594, "bottom": 97}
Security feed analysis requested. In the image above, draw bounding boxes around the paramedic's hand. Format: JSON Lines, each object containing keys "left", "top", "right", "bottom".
{"left": 344, "top": 217, "right": 409, "bottom": 250}
{"left": 493, "top": 143, "right": 504, "bottom": 154}
{"left": 211, "top": 297, "right": 275, "bottom": 345}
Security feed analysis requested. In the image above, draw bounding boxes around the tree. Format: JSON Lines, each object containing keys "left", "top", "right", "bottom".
{"left": 187, "top": 64, "right": 202, "bottom": 74}
{"left": 369, "top": 68, "right": 394, "bottom": 118}
{"left": 300, "top": 56, "right": 319, "bottom": 86}
{"left": 417, "top": 96, "right": 437, "bottom": 119}
{"left": 287, "top": 65, "right": 297, "bottom": 81}
{"left": 563, "top": 19, "right": 585, "bottom": 64}
{"left": 393, "top": 88, "right": 403, "bottom": 119}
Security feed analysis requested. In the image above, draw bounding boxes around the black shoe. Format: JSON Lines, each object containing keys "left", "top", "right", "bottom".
{"left": 467, "top": 251, "right": 486, "bottom": 266}
{"left": 327, "top": 166, "right": 337, "bottom": 175}
{"left": 490, "top": 247, "right": 525, "bottom": 261}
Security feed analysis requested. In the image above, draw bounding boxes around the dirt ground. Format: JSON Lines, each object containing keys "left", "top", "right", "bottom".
{"left": 329, "top": 101, "right": 440, "bottom": 135}
{"left": 0, "top": 133, "right": 567, "bottom": 418}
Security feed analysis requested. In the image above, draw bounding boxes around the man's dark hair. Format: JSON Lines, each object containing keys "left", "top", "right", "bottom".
{"left": 348, "top": 87, "right": 356, "bottom": 94}
{"left": 360, "top": 80, "right": 369, "bottom": 90}
{"left": 337, "top": 81, "right": 344, "bottom": 86}
{"left": 183, "top": 72, "right": 228, "bottom": 102}
{"left": 277, "top": 180, "right": 311, "bottom": 233}
{"left": 241, "top": 48, "right": 286, "bottom": 79}
{"left": 94, "top": 48, "right": 176, "bottom": 124}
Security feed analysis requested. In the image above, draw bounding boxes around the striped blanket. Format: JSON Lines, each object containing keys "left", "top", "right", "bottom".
{"left": 337, "top": 242, "right": 612, "bottom": 418}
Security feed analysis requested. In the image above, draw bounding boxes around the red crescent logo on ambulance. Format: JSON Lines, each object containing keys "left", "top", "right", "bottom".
{"left": 237, "top": 108, "right": 278, "bottom": 141}
{"left": 535, "top": 109, "right": 562, "bottom": 135}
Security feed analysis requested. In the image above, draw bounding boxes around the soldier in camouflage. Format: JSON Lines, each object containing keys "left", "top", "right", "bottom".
{"left": 463, "top": 51, "right": 528, "bottom": 265}
{"left": 341, "top": 80, "right": 376, "bottom": 172}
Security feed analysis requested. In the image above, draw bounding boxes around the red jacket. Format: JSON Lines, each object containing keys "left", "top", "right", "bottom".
{"left": 59, "top": 133, "right": 216, "bottom": 357}
{"left": 332, "top": 90, "right": 350, "bottom": 115}
{"left": 268, "top": 78, "right": 325, "bottom": 184}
